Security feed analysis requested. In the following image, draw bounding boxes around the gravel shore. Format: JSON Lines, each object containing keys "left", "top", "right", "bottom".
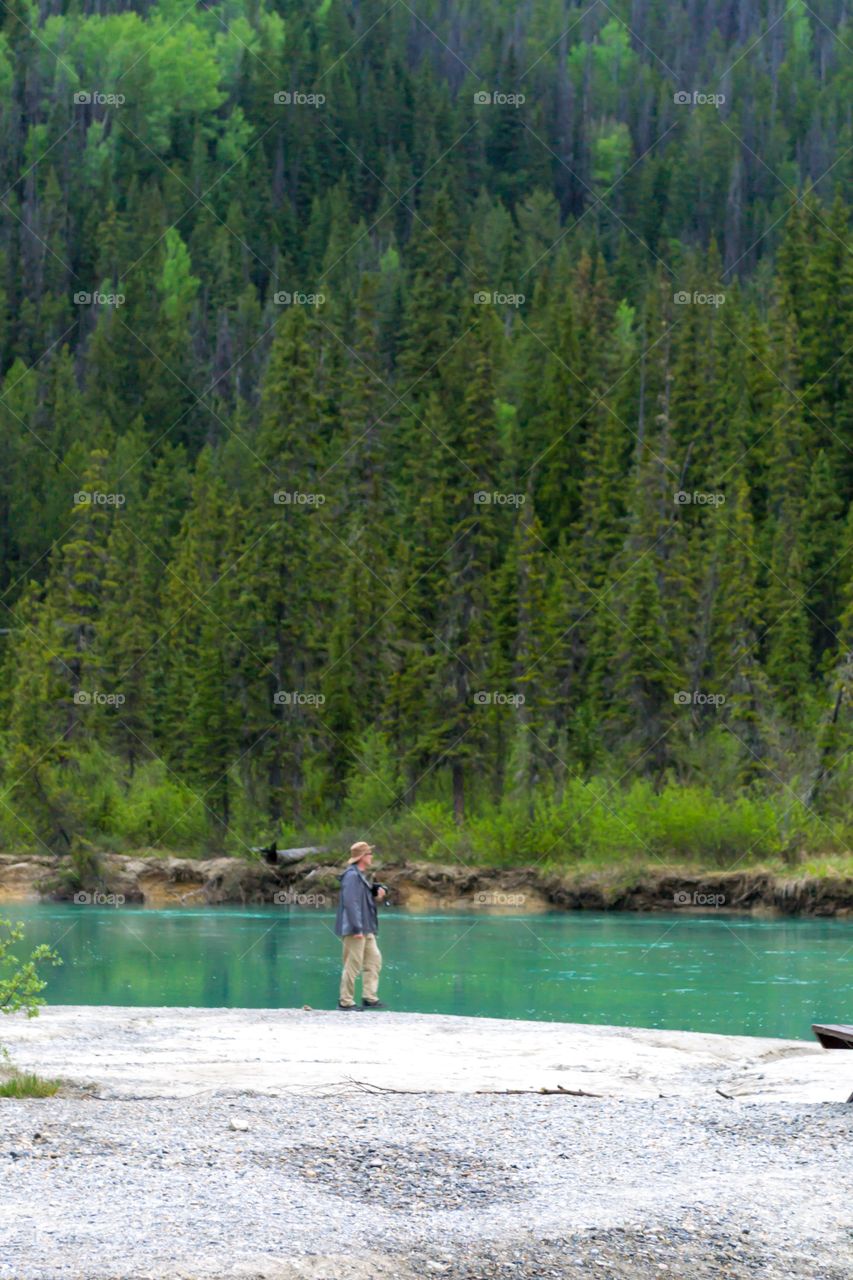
{"left": 2, "top": 1090, "right": 853, "bottom": 1279}
{"left": 2, "top": 1008, "right": 852, "bottom": 1277}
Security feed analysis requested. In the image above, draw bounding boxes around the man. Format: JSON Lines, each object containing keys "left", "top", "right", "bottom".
{"left": 334, "top": 840, "right": 386, "bottom": 1010}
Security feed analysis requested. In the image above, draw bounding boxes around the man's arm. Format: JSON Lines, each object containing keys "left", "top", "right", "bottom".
{"left": 340, "top": 870, "right": 365, "bottom": 935}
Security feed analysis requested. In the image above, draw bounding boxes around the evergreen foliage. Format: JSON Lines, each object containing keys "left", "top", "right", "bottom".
{"left": 0, "top": 1, "right": 851, "bottom": 861}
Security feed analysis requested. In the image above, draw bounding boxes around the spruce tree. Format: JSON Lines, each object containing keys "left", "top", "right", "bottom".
{"left": 764, "top": 517, "right": 813, "bottom": 726}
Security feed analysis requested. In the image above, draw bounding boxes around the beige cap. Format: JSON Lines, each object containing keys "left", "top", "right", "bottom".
{"left": 347, "top": 840, "right": 375, "bottom": 864}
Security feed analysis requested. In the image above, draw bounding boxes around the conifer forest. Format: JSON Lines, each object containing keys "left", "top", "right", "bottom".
{"left": 1, "top": 0, "right": 852, "bottom": 868}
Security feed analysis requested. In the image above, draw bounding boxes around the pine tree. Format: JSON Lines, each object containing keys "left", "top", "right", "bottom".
{"left": 100, "top": 516, "right": 159, "bottom": 774}
{"left": 184, "top": 609, "right": 239, "bottom": 843}
{"left": 236, "top": 306, "right": 332, "bottom": 828}
{"left": 52, "top": 450, "right": 120, "bottom": 742}
{"left": 2, "top": 582, "right": 75, "bottom": 850}
{"left": 608, "top": 545, "right": 676, "bottom": 771}
{"left": 512, "top": 496, "right": 560, "bottom": 800}
{"left": 159, "top": 451, "right": 233, "bottom": 770}
{"left": 707, "top": 477, "right": 768, "bottom": 778}
{"left": 800, "top": 449, "right": 844, "bottom": 661}
{"left": 519, "top": 252, "right": 587, "bottom": 539}
{"left": 430, "top": 296, "right": 502, "bottom": 823}
{"left": 764, "top": 517, "right": 813, "bottom": 726}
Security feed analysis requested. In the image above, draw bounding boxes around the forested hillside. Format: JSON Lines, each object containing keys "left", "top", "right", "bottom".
{"left": 1, "top": 0, "right": 851, "bottom": 865}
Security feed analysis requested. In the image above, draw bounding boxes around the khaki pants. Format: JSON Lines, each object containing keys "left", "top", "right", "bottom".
{"left": 339, "top": 933, "right": 382, "bottom": 1006}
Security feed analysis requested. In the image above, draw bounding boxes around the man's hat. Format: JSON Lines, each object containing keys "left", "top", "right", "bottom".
{"left": 347, "top": 840, "right": 375, "bottom": 864}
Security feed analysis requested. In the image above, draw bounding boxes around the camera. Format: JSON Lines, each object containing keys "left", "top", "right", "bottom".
{"left": 371, "top": 882, "right": 390, "bottom": 904}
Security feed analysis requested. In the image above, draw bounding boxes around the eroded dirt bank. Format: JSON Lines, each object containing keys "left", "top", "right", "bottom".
{"left": 1, "top": 851, "right": 853, "bottom": 916}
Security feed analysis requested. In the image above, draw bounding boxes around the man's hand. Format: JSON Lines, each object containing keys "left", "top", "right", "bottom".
{"left": 352, "top": 933, "right": 364, "bottom": 939}
{"left": 376, "top": 887, "right": 386, "bottom": 902}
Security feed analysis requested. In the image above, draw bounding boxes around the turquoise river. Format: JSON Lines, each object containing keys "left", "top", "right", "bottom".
{"left": 9, "top": 903, "right": 853, "bottom": 1039}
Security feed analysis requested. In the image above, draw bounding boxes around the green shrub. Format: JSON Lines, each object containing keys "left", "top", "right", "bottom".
{"left": 0, "top": 918, "right": 61, "bottom": 1020}
{"left": 342, "top": 729, "right": 402, "bottom": 827}
{"left": 112, "top": 761, "right": 208, "bottom": 848}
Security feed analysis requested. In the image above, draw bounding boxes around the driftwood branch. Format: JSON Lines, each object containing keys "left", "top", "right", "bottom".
{"left": 475, "top": 1085, "right": 603, "bottom": 1097}
{"left": 344, "top": 1077, "right": 429, "bottom": 1094}
{"left": 339, "top": 1078, "right": 606, "bottom": 1097}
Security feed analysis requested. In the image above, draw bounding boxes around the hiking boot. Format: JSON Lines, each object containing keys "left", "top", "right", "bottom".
{"left": 337, "top": 1001, "right": 360, "bottom": 1011}
{"left": 362, "top": 998, "right": 386, "bottom": 1009}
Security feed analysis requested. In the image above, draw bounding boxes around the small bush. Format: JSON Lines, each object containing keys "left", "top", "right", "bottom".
{"left": 342, "top": 729, "right": 402, "bottom": 827}
{"left": 112, "top": 761, "right": 209, "bottom": 848}
{"left": 0, "top": 918, "right": 62, "bottom": 1018}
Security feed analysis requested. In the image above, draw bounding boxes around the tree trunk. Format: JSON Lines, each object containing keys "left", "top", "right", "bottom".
{"left": 452, "top": 760, "right": 465, "bottom": 826}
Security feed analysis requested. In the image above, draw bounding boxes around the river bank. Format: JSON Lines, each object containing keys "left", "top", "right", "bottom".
{"left": 3, "top": 850, "right": 853, "bottom": 916}
{"left": 1, "top": 1008, "right": 852, "bottom": 1279}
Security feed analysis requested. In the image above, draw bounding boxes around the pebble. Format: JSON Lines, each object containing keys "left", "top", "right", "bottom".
{"left": 1, "top": 1094, "right": 851, "bottom": 1278}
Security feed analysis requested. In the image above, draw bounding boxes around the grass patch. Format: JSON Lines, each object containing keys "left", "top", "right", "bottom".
{"left": 791, "top": 856, "right": 853, "bottom": 880}
{"left": 0, "top": 1069, "right": 61, "bottom": 1098}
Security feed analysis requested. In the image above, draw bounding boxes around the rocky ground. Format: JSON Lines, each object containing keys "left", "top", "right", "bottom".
{"left": 1, "top": 1008, "right": 853, "bottom": 1278}
{"left": 1, "top": 1092, "right": 852, "bottom": 1279}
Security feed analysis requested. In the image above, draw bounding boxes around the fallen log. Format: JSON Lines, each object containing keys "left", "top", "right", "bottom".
{"left": 250, "top": 843, "right": 332, "bottom": 866}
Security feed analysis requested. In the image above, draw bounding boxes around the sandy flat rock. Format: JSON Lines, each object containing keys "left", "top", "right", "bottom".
{"left": 3, "top": 1006, "right": 851, "bottom": 1103}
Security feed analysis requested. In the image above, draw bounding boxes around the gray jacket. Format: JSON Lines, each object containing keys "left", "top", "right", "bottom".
{"left": 334, "top": 864, "right": 379, "bottom": 938}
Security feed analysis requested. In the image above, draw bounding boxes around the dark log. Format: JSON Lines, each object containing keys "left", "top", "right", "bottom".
{"left": 250, "top": 843, "right": 331, "bottom": 866}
